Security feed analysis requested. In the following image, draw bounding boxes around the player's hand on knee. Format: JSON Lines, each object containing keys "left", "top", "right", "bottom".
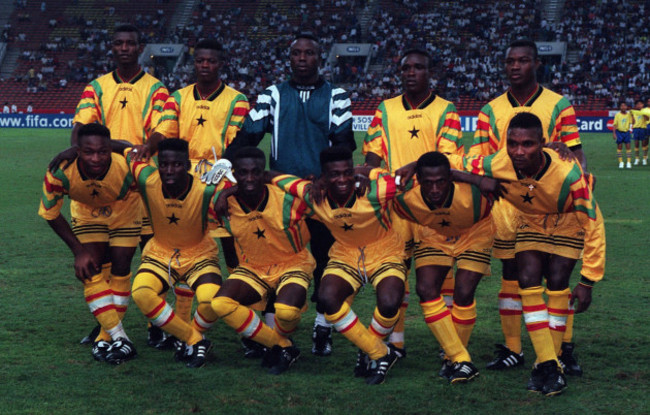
{"left": 571, "top": 283, "right": 592, "bottom": 313}
{"left": 48, "top": 145, "right": 79, "bottom": 173}
{"left": 73, "top": 249, "right": 100, "bottom": 282}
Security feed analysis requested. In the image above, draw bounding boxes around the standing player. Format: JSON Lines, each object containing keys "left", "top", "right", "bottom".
{"left": 392, "top": 151, "right": 494, "bottom": 383}
{"left": 612, "top": 102, "right": 634, "bottom": 169}
{"left": 468, "top": 39, "right": 588, "bottom": 372}
{"left": 363, "top": 48, "right": 463, "bottom": 350}
{"left": 271, "top": 147, "right": 406, "bottom": 385}
{"left": 630, "top": 100, "right": 648, "bottom": 165}
{"left": 465, "top": 112, "right": 605, "bottom": 396}
{"left": 64, "top": 24, "right": 169, "bottom": 347}
{"left": 124, "top": 139, "right": 224, "bottom": 368}
{"left": 136, "top": 39, "right": 250, "bottom": 344}
{"left": 210, "top": 147, "right": 314, "bottom": 375}
{"left": 39, "top": 124, "right": 139, "bottom": 364}
{"left": 224, "top": 33, "right": 356, "bottom": 356}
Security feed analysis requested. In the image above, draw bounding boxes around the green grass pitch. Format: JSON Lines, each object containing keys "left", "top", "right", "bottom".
{"left": 0, "top": 128, "right": 648, "bottom": 414}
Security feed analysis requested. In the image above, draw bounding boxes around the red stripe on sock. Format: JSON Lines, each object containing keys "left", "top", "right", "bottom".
{"left": 499, "top": 309, "right": 522, "bottom": 316}
{"left": 522, "top": 304, "right": 547, "bottom": 312}
{"left": 92, "top": 304, "right": 116, "bottom": 316}
{"left": 85, "top": 290, "right": 113, "bottom": 302}
{"left": 424, "top": 309, "right": 451, "bottom": 324}
{"left": 146, "top": 300, "right": 166, "bottom": 319}
{"left": 236, "top": 310, "right": 255, "bottom": 333}
{"left": 525, "top": 322, "right": 549, "bottom": 331}
{"left": 338, "top": 316, "right": 359, "bottom": 333}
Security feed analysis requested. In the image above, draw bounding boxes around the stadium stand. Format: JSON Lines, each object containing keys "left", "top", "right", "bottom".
{"left": 0, "top": 0, "right": 643, "bottom": 113}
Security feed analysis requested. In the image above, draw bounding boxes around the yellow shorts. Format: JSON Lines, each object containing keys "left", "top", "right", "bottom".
{"left": 491, "top": 198, "right": 517, "bottom": 259}
{"left": 515, "top": 212, "right": 584, "bottom": 260}
{"left": 70, "top": 195, "right": 141, "bottom": 247}
{"left": 390, "top": 210, "right": 418, "bottom": 256}
{"left": 138, "top": 235, "right": 221, "bottom": 288}
{"left": 324, "top": 230, "right": 407, "bottom": 292}
{"left": 228, "top": 249, "right": 315, "bottom": 307}
{"left": 414, "top": 217, "right": 494, "bottom": 275}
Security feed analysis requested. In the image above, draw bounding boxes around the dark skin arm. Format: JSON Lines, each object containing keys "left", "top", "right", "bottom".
{"left": 364, "top": 152, "right": 382, "bottom": 168}
{"left": 47, "top": 215, "right": 99, "bottom": 281}
{"left": 450, "top": 169, "right": 508, "bottom": 200}
{"left": 130, "top": 131, "right": 165, "bottom": 161}
{"left": 571, "top": 281, "right": 593, "bottom": 314}
{"left": 212, "top": 185, "right": 239, "bottom": 221}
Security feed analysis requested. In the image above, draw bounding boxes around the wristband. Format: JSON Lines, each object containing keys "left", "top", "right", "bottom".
{"left": 579, "top": 275, "right": 595, "bottom": 288}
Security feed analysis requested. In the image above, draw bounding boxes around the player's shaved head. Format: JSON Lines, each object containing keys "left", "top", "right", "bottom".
{"left": 233, "top": 146, "right": 266, "bottom": 169}
{"left": 401, "top": 48, "right": 433, "bottom": 70}
{"left": 507, "top": 112, "right": 543, "bottom": 142}
{"left": 292, "top": 32, "right": 320, "bottom": 47}
{"left": 77, "top": 123, "right": 111, "bottom": 146}
{"left": 416, "top": 151, "right": 450, "bottom": 176}
{"left": 114, "top": 24, "right": 141, "bottom": 44}
{"left": 507, "top": 39, "right": 538, "bottom": 60}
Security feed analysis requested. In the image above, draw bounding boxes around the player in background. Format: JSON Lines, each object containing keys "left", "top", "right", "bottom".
{"left": 210, "top": 147, "right": 314, "bottom": 375}
{"left": 54, "top": 24, "right": 170, "bottom": 348}
{"left": 363, "top": 48, "right": 463, "bottom": 351}
{"left": 223, "top": 33, "right": 356, "bottom": 357}
{"left": 630, "top": 100, "right": 648, "bottom": 165}
{"left": 612, "top": 102, "right": 634, "bottom": 169}
{"left": 123, "top": 138, "right": 225, "bottom": 368}
{"left": 468, "top": 39, "right": 588, "bottom": 372}
{"left": 39, "top": 124, "right": 139, "bottom": 364}
{"left": 465, "top": 112, "right": 605, "bottom": 396}
{"left": 133, "top": 39, "right": 249, "bottom": 347}
{"left": 271, "top": 146, "right": 405, "bottom": 385}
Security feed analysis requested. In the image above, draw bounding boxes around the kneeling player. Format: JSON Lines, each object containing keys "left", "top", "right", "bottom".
{"left": 40, "top": 124, "right": 139, "bottom": 364}
{"left": 210, "top": 147, "right": 314, "bottom": 374}
{"left": 465, "top": 112, "right": 605, "bottom": 396}
{"left": 125, "top": 138, "right": 224, "bottom": 368}
{"left": 392, "top": 151, "right": 494, "bottom": 383}
{"left": 272, "top": 147, "right": 406, "bottom": 385}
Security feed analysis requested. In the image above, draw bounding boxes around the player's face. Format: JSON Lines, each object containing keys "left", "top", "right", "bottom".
{"left": 233, "top": 158, "right": 265, "bottom": 197}
{"left": 505, "top": 46, "right": 539, "bottom": 88}
{"left": 77, "top": 135, "right": 111, "bottom": 178}
{"left": 620, "top": 103, "right": 628, "bottom": 112}
{"left": 507, "top": 127, "right": 544, "bottom": 175}
{"left": 194, "top": 48, "right": 221, "bottom": 84}
{"left": 418, "top": 166, "right": 450, "bottom": 207}
{"left": 400, "top": 53, "right": 430, "bottom": 95}
{"left": 323, "top": 159, "right": 354, "bottom": 200}
{"left": 112, "top": 31, "right": 141, "bottom": 66}
{"left": 289, "top": 38, "right": 320, "bottom": 84}
{"left": 635, "top": 102, "right": 644, "bottom": 110}
{"left": 158, "top": 150, "right": 190, "bottom": 187}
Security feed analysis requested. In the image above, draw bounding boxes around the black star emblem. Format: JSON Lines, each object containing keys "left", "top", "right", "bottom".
{"left": 90, "top": 189, "right": 99, "bottom": 198}
{"left": 342, "top": 222, "right": 354, "bottom": 231}
{"left": 167, "top": 213, "right": 180, "bottom": 224}
{"left": 521, "top": 192, "right": 535, "bottom": 204}
{"left": 439, "top": 219, "right": 450, "bottom": 227}
{"left": 119, "top": 97, "right": 128, "bottom": 108}
{"left": 254, "top": 227, "right": 266, "bottom": 239}
{"left": 408, "top": 126, "right": 420, "bottom": 139}
{"left": 196, "top": 114, "right": 206, "bottom": 126}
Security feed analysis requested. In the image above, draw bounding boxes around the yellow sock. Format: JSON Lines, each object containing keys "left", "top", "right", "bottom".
{"left": 274, "top": 303, "right": 302, "bottom": 337}
{"left": 519, "top": 286, "right": 558, "bottom": 365}
{"left": 191, "top": 283, "right": 220, "bottom": 333}
{"left": 420, "top": 297, "right": 471, "bottom": 363}
{"left": 369, "top": 307, "right": 399, "bottom": 340}
{"left": 441, "top": 270, "right": 455, "bottom": 308}
{"left": 617, "top": 150, "right": 623, "bottom": 163}
{"left": 109, "top": 273, "right": 131, "bottom": 320}
{"left": 643, "top": 145, "right": 648, "bottom": 160}
{"left": 451, "top": 301, "right": 476, "bottom": 347}
{"left": 546, "top": 288, "right": 571, "bottom": 355}
{"left": 388, "top": 289, "right": 409, "bottom": 348}
{"left": 84, "top": 273, "right": 121, "bottom": 341}
{"left": 212, "top": 296, "right": 290, "bottom": 348}
{"left": 174, "top": 283, "right": 195, "bottom": 324}
{"left": 498, "top": 278, "right": 522, "bottom": 353}
{"left": 326, "top": 302, "right": 388, "bottom": 360}
{"left": 627, "top": 149, "right": 632, "bottom": 163}
{"left": 563, "top": 293, "right": 574, "bottom": 344}
{"left": 132, "top": 272, "right": 202, "bottom": 346}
